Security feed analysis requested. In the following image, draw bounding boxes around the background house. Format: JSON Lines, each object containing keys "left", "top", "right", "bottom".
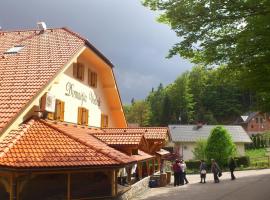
{"left": 234, "top": 112, "right": 270, "bottom": 136}
{"left": 167, "top": 125, "right": 252, "bottom": 160}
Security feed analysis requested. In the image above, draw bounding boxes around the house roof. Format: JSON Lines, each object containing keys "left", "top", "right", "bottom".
{"left": 0, "top": 27, "right": 115, "bottom": 135}
{"left": 168, "top": 125, "right": 252, "bottom": 143}
{"left": 0, "top": 118, "right": 134, "bottom": 169}
{"left": 93, "top": 132, "right": 144, "bottom": 146}
{"left": 131, "top": 150, "right": 154, "bottom": 162}
{"left": 103, "top": 128, "right": 169, "bottom": 140}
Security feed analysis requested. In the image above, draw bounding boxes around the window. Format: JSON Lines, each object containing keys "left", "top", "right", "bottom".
{"left": 73, "top": 62, "right": 85, "bottom": 81}
{"left": 88, "top": 69, "right": 97, "bottom": 87}
{"left": 78, "top": 107, "right": 89, "bottom": 125}
{"left": 101, "top": 114, "right": 109, "bottom": 128}
{"left": 4, "top": 45, "right": 24, "bottom": 54}
{"left": 260, "top": 118, "right": 263, "bottom": 123}
{"left": 256, "top": 117, "right": 259, "bottom": 123}
{"left": 47, "top": 99, "right": 65, "bottom": 121}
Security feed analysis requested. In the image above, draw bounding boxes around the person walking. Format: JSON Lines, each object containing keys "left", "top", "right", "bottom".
{"left": 199, "top": 160, "right": 207, "bottom": 183}
{"left": 211, "top": 159, "right": 221, "bottom": 183}
{"left": 229, "top": 157, "right": 236, "bottom": 180}
{"left": 172, "top": 159, "right": 181, "bottom": 186}
{"left": 180, "top": 159, "right": 189, "bottom": 184}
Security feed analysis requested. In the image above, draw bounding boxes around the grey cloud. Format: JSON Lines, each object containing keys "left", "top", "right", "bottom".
{"left": 0, "top": 0, "right": 192, "bottom": 103}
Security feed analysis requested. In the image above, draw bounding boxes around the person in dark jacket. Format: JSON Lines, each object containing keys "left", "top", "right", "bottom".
{"left": 211, "top": 159, "right": 221, "bottom": 183}
{"left": 199, "top": 160, "right": 207, "bottom": 183}
{"left": 172, "top": 159, "right": 181, "bottom": 186}
{"left": 229, "top": 157, "right": 236, "bottom": 180}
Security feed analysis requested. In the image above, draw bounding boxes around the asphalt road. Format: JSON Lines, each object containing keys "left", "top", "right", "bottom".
{"left": 135, "top": 170, "right": 270, "bottom": 200}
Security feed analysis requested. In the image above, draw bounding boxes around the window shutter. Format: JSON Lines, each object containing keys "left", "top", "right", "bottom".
{"left": 88, "top": 69, "right": 91, "bottom": 86}
{"left": 105, "top": 115, "right": 108, "bottom": 127}
{"left": 78, "top": 107, "right": 82, "bottom": 125}
{"left": 101, "top": 114, "right": 104, "bottom": 128}
{"left": 77, "top": 63, "right": 85, "bottom": 81}
{"left": 60, "top": 101, "right": 65, "bottom": 121}
{"left": 85, "top": 109, "right": 89, "bottom": 126}
{"left": 47, "top": 112, "right": 54, "bottom": 120}
{"left": 94, "top": 73, "right": 97, "bottom": 87}
{"left": 73, "top": 63, "right": 78, "bottom": 78}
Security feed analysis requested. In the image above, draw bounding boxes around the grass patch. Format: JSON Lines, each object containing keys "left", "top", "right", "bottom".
{"left": 245, "top": 148, "right": 269, "bottom": 168}
{"left": 245, "top": 148, "right": 267, "bottom": 158}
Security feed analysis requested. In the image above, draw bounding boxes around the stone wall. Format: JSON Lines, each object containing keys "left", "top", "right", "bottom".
{"left": 117, "top": 177, "right": 150, "bottom": 200}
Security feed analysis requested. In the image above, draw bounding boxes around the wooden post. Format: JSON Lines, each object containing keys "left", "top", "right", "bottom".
{"left": 111, "top": 170, "right": 118, "bottom": 197}
{"left": 151, "top": 159, "right": 155, "bottom": 175}
{"left": 9, "top": 175, "right": 17, "bottom": 200}
{"left": 9, "top": 175, "right": 13, "bottom": 200}
{"left": 67, "top": 173, "right": 71, "bottom": 200}
{"left": 138, "top": 162, "right": 142, "bottom": 180}
{"left": 126, "top": 167, "right": 132, "bottom": 185}
{"left": 146, "top": 161, "right": 150, "bottom": 176}
{"left": 157, "top": 158, "right": 161, "bottom": 172}
{"left": 115, "top": 170, "right": 118, "bottom": 195}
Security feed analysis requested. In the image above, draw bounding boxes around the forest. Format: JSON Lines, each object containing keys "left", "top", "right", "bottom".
{"left": 124, "top": 66, "right": 264, "bottom": 126}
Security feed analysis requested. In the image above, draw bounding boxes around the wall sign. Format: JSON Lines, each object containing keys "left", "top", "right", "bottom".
{"left": 65, "top": 82, "right": 101, "bottom": 106}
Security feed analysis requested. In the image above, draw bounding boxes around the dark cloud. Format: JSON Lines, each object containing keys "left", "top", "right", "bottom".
{"left": 0, "top": 0, "right": 192, "bottom": 103}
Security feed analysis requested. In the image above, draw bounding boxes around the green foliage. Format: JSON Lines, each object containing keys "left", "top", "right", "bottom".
{"left": 143, "top": 0, "right": 270, "bottom": 111}
{"left": 123, "top": 100, "right": 151, "bottom": 126}
{"left": 245, "top": 148, "right": 267, "bottom": 158}
{"left": 235, "top": 156, "right": 250, "bottom": 167}
{"left": 205, "top": 126, "right": 237, "bottom": 167}
{"left": 192, "top": 139, "right": 207, "bottom": 160}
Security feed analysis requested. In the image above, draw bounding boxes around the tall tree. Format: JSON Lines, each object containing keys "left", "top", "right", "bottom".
{"left": 143, "top": 0, "right": 270, "bottom": 110}
{"left": 124, "top": 100, "right": 151, "bottom": 126}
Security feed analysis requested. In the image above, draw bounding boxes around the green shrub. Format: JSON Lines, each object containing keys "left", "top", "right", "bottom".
{"left": 235, "top": 156, "right": 250, "bottom": 167}
{"left": 185, "top": 160, "right": 201, "bottom": 170}
{"left": 192, "top": 139, "right": 207, "bottom": 160}
{"left": 205, "top": 126, "right": 236, "bottom": 167}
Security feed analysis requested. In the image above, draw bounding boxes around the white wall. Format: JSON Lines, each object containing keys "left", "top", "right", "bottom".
{"left": 173, "top": 142, "right": 246, "bottom": 161}
{"left": 48, "top": 58, "right": 115, "bottom": 127}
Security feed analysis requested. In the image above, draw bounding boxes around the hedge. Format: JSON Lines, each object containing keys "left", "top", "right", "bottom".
{"left": 186, "top": 160, "right": 201, "bottom": 170}
{"left": 235, "top": 156, "right": 250, "bottom": 167}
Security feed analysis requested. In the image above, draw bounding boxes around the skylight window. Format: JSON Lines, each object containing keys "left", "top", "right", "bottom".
{"left": 4, "top": 45, "right": 24, "bottom": 54}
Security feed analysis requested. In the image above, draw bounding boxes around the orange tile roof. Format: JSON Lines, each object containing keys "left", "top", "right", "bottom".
{"left": 0, "top": 119, "right": 134, "bottom": 168}
{"left": 0, "top": 27, "right": 114, "bottom": 134}
{"left": 131, "top": 150, "right": 154, "bottom": 162}
{"left": 103, "top": 127, "right": 169, "bottom": 140}
{"left": 93, "top": 132, "right": 144, "bottom": 146}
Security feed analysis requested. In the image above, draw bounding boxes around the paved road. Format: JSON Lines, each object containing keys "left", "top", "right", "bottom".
{"left": 135, "top": 169, "right": 270, "bottom": 200}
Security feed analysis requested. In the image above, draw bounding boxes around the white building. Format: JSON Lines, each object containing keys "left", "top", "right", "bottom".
{"left": 167, "top": 125, "right": 252, "bottom": 160}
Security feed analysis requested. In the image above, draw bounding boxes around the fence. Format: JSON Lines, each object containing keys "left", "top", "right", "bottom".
{"left": 249, "top": 156, "right": 270, "bottom": 168}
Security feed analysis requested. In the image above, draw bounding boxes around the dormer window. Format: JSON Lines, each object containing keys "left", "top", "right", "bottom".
{"left": 4, "top": 45, "right": 24, "bottom": 54}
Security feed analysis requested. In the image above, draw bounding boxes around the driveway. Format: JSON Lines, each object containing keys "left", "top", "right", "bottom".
{"left": 134, "top": 169, "right": 270, "bottom": 200}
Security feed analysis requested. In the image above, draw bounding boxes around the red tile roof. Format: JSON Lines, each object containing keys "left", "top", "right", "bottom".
{"left": 0, "top": 28, "right": 85, "bottom": 133}
{"left": 93, "top": 132, "right": 144, "bottom": 146}
{"left": 103, "top": 128, "right": 169, "bottom": 140}
{"left": 0, "top": 27, "right": 114, "bottom": 134}
{"left": 0, "top": 119, "right": 134, "bottom": 168}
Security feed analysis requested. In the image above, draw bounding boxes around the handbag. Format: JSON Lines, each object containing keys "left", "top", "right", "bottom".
{"left": 201, "top": 169, "right": 207, "bottom": 174}
{"left": 218, "top": 171, "right": 222, "bottom": 177}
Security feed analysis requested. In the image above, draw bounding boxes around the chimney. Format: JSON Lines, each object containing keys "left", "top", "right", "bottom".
{"left": 195, "top": 122, "right": 203, "bottom": 130}
{"left": 37, "top": 22, "right": 47, "bottom": 32}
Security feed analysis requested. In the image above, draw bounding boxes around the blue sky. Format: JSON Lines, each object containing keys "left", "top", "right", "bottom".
{"left": 0, "top": 0, "right": 192, "bottom": 104}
